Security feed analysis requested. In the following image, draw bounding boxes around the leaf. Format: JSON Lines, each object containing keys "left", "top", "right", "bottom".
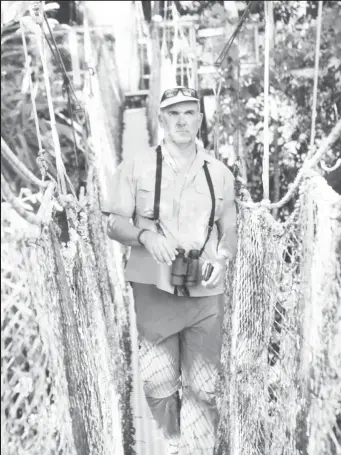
{"left": 1, "top": 1, "right": 29, "bottom": 27}
{"left": 328, "top": 57, "right": 341, "bottom": 70}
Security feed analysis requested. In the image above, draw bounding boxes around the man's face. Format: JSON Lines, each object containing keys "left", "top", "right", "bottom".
{"left": 159, "top": 101, "right": 203, "bottom": 146}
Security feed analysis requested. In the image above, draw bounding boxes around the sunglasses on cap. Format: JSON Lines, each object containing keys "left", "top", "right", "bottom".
{"left": 160, "top": 87, "right": 199, "bottom": 103}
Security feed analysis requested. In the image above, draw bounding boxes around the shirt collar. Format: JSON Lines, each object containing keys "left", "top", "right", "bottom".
{"left": 158, "top": 141, "right": 215, "bottom": 183}
{"left": 161, "top": 140, "right": 179, "bottom": 173}
{"left": 159, "top": 140, "right": 214, "bottom": 163}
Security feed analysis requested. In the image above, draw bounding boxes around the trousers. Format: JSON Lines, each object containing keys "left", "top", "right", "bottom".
{"left": 131, "top": 283, "right": 224, "bottom": 455}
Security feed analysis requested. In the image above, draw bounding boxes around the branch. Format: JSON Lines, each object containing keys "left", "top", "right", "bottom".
{"left": 1, "top": 172, "right": 41, "bottom": 225}
{"left": 1, "top": 137, "right": 47, "bottom": 189}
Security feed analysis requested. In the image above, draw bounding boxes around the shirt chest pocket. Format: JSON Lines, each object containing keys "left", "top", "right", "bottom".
{"left": 184, "top": 181, "right": 224, "bottom": 221}
{"left": 136, "top": 177, "right": 173, "bottom": 220}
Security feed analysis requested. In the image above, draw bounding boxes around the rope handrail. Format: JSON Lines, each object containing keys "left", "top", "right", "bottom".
{"left": 26, "top": 3, "right": 70, "bottom": 196}
{"left": 214, "top": 1, "right": 254, "bottom": 68}
{"left": 20, "top": 19, "right": 44, "bottom": 158}
{"left": 35, "top": 25, "right": 68, "bottom": 196}
{"left": 320, "top": 158, "right": 341, "bottom": 173}
{"left": 236, "top": 118, "right": 341, "bottom": 209}
{"left": 1, "top": 137, "right": 47, "bottom": 190}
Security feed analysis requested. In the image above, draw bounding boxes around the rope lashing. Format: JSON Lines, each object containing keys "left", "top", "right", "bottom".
{"left": 28, "top": 1, "right": 45, "bottom": 25}
{"left": 36, "top": 149, "right": 49, "bottom": 182}
{"left": 320, "top": 158, "right": 341, "bottom": 172}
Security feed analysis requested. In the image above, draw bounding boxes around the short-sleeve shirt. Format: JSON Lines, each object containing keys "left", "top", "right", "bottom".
{"left": 105, "top": 142, "right": 237, "bottom": 296}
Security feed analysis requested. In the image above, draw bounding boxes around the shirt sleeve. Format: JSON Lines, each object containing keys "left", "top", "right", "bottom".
{"left": 216, "top": 167, "right": 238, "bottom": 260}
{"left": 101, "top": 157, "right": 136, "bottom": 218}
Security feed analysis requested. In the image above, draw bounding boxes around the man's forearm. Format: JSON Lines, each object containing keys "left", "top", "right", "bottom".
{"left": 107, "top": 214, "right": 143, "bottom": 247}
{"left": 217, "top": 226, "right": 238, "bottom": 261}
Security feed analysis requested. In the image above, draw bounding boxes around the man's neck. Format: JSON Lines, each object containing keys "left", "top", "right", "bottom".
{"left": 163, "top": 138, "right": 197, "bottom": 161}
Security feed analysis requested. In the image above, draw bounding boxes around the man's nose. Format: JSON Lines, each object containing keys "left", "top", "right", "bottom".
{"left": 176, "top": 115, "right": 187, "bottom": 125}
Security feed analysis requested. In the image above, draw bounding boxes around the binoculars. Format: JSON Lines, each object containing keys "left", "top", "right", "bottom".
{"left": 170, "top": 249, "right": 213, "bottom": 287}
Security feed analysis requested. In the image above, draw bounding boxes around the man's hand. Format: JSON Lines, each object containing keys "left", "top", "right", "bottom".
{"left": 201, "top": 258, "right": 226, "bottom": 289}
{"left": 140, "top": 231, "right": 177, "bottom": 266}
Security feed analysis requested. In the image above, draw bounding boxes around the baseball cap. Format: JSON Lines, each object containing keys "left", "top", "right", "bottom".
{"left": 160, "top": 87, "right": 200, "bottom": 109}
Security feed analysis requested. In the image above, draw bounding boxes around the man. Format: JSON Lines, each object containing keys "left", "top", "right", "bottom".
{"left": 106, "top": 87, "right": 237, "bottom": 454}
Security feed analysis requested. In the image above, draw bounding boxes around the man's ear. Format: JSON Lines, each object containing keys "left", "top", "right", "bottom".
{"left": 198, "top": 112, "right": 204, "bottom": 128}
{"left": 158, "top": 111, "right": 164, "bottom": 127}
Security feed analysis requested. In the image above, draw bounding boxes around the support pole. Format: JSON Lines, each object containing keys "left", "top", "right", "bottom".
{"left": 308, "top": 0, "right": 323, "bottom": 158}
{"left": 190, "top": 23, "right": 198, "bottom": 90}
{"left": 262, "top": 0, "right": 272, "bottom": 202}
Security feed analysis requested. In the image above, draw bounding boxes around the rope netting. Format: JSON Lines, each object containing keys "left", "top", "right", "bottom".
{"left": 296, "top": 174, "right": 341, "bottom": 455}
{"left": 2, "top": 225, "right": 76, "bottom": 455}
{"left": 1, "top": 163, "right": 134, "bottom": 455}
{"left": 215, "top": 169, "right": 341, "bottom": 455}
